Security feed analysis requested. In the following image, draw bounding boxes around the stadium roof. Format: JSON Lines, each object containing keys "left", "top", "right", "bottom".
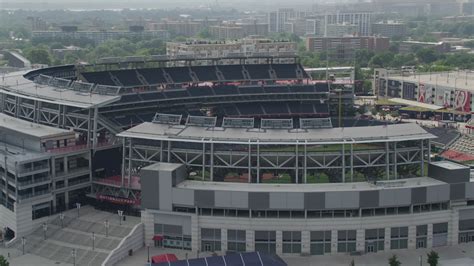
{"left": 118, "top": 122, "right": 435, "bottom": 145}
{"left": 177, "top": 177, "right": 446, "bottom": 193}
{"left": 154, "top": 252, "right": 286, "bottom": 266}
{"left": 0, "top": 71, "right": 120, "bottom": 108}
{"left": 0, "top": 113, "right": 73, "bottom": 139}
{"left": 388, "top": 71, "right": 474, "bottom": 92}
{"left": 388, "top": 98, "right": 444, "bottom": 110}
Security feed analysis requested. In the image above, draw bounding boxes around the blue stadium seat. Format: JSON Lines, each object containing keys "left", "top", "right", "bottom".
{"left": 82, "top": 72, "right": 116, "bottom": 86}
{"left": 140, "top": 92, "right": 165, "bottom": 101}
{"left": 291, "top": 85, "right": 316, "bottom": 93}
{"left": 164, "top": 67, "right": 193, "bottom": 83}
{"left": 219, "top": 65, "right": 244, "bottom": 80}
{"left": 262, "top": 102, "right": 289, "bottom": 114}
{"left": 192, "top": 66, "right": 219, "bottom": 82}
{"left": 288, "top": 102, "right": 315, "bottom": 114}
{"left": 188, "top": 86, "right": 214, "bottom": 97}
{"left": 264, "top": 86, "right": 289, "bottom": 93}
{"left": 315, "top": 83, "right": 330, "bottom": 92}
{"left": 120, "top": 93, "right": 141, "bottom": 103}
{"left": 137, "top": 69, "right": 167, "bottom": 84}
{"left": 223, "top": 105, "right": 240, "bottom": 116}
{"left": 238, "top": 86, "right": 264, "bottom": 94}
{"left": 110, "top": 70, "right": 142, "bottom": 86}
{"left": 245, "top": 64, "right": 271, "bottom": 80}
{"left": 272, "top": 64, "right": 298, "bottom": 79}
{"left": 236, "top": 103, "right": 263, "bottom": 115}
{"left": 163, "top": 89, "right": 190, "bottom": 99}
{"left": 213, "top": 85, "right": 240, "bottom": 95}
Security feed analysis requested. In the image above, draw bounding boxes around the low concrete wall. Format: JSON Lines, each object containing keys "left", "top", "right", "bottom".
{"left": 102, "top": 223, "right": 144, "bottom": 266}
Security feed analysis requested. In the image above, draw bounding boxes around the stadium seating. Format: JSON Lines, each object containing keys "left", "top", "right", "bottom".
{"left": 219, "top": 65, "right": 245, "bottom": 80}
{"left": 137, "top": 68, "right": 167, "bottom": 84}
{"left": 236, "top": 103, "right": 264, "bottom": 115}
{"left": 192, "top": 66, "right": 219, "bottom": 81}
{"left": 163, "top": 89, "right": 191, "bottom": 99}
{"left": 422, "top": 127, "right": 460, "bottom": 147}
{"left": 245, "top": 64, "right": 271, "bottom": 80}
{"left": 120, "top": 93, "right": 142, "bottom": 103}
{"left": 315, "top": 83, "right": 330, "bottom": 92}
{"left": 212, "top": 85, "right": 240, "bottom": 95}
{"left": 288, "top": 102, "right": 314, "bottom": 114}
{"left": 447, "top": 135, "right": 474, "bottom": 156}
{"left": 222, "top": 105, "right": 241, "bottom": 116}
{"left": 164, "top": 67, "right": 193, "bottom": 84}
{"left": 188, "top": 86, "right": 214, "bottom": 97}
{"left": 264, "top": 86, "right": 289, "bottom": 93}
{"left": 140, "top": 91, "right": 165, "bottom": 101}
{"left": 291, "top": 85, "right": 316, "bottom": 93}
{"left": 272, "top": 64, "right": 299, "bottom": 79}
{"left": 110, "top": 70, "right": 142, "bottom": 87}
{"left": 261, "top": 102, "right": 290, "bottom": 115}
{"left": 238, "top": 86, "right": 264, "bottom": 94}
{"left": 82, "top": 72, "right": 116, "bottom": 86}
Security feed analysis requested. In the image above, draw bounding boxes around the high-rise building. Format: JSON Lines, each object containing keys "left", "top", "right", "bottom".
{"left": 322, "top": 11, "right": 373, "bottom": 36}
{"left": 166, "top": 37, "right": 297, "bottom": 64}
{"left": 268, "top": 8, "right": 296, "bottom": 33}
{"left": 372, "top": 21, "right": 408, "bottom": 38}
{"left": 306, "top": 36, "right": 390, "bottom": 60}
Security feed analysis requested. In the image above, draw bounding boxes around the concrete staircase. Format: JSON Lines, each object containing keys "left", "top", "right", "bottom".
{"left": 13, "top": 208, "right": 138, "bottom": 266}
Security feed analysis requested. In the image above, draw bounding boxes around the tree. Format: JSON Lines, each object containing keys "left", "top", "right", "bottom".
{"left": 427, "top": 250, "right": 439, "bottom": 266}
{"left": 388, "top": 255, "right": 401, "bottom": 266}
{"left": 465, "top": 40, "right": 474, "bottom": 48}
{"left": 416, "top": 48, "right": 438, "bottom": 64}
{"left": 26, "top": 48, "right": 51, "bottom": 65}
{"left": 0, "top": 255, "right": 9, "bottom": 266}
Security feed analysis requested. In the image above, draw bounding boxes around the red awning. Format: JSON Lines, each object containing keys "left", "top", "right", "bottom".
{"left": 152, "top": 235, "right": 163, "bottom": 241}
{"left": 151, "top": 254, "right": 178, "bottom": 263}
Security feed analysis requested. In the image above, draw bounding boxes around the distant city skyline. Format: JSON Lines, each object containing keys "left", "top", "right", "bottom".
{"left": 0, "top": 0, "right": 361, "bottom": 11}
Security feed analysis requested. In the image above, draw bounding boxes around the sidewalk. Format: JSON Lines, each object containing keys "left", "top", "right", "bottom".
{"left": 116, "top": 242, "right": 474, "bottom": 266}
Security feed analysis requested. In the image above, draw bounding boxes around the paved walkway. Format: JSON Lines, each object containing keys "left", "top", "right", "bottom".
{"left": 117, "top": 243, "right": 474, "bottom": 266}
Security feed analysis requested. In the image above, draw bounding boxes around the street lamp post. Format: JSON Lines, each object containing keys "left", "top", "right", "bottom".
{"left": 42, "top": 223, "right": 48, "bottom": 240}
{"left": 21, "top": 237, "right": 26, "bottom": 255}
{"left": 59, "top": 213, "right": 65, "bottom": 228}
{"left": 91, "top": 232, "right": 96, "bottom": 251}
{"left": 104, "top": 220, "right": 109, "bottom": 237}
{"left": 117, "top": 210, "right": 124, "bottom": 226}
{"left": 76, "top": 203, "right": 81, "bottom": 218}
{"left": 147, "top": 245, "right": 150, "bottom": 264}
{"left": 71, "top": 248, "right": 76, "bottom": 266}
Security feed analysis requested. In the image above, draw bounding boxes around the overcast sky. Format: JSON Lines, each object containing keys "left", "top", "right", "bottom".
{"left": 0, "top": 0, "right": 351, "bottom": 11}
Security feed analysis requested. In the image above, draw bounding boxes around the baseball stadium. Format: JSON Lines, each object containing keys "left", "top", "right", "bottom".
{"left": 0, "top": 55, "right": 473, "bottom": 264}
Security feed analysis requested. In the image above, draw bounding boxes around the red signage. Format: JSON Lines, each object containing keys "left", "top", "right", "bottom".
{"left": 96, "top": 194, "right": 140, "bottom": 205}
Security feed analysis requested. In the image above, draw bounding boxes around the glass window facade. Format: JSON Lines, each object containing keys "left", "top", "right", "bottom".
{"left": 227, "top": 229, "right": 246, "bottom": 252}
{"left": 282, "top": 231, "right": 301, "bottom": 254}
{"left": 390, "top": 227, "right": 408, "bottom": 250}
{"left": 255, "top": 230, "right": 276, "bottom": 254}
{"left": 310, "top": 230, "right": 331, "bottom": 255}
{"left": 337, "top": 230, "right": 356, "bottom": 253}
{"left": 201, "top": 228, "right": 221, "bottom": 252}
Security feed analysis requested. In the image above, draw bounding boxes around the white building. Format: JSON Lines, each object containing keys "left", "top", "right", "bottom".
{"left": 0, "top": 113, "right": 91, "bottom": 239}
